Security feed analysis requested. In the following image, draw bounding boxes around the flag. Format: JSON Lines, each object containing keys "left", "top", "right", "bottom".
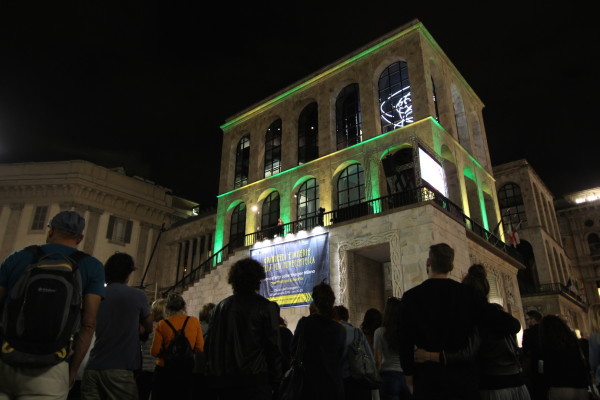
{"left": 507, "top": 222, "right": 521, "bottom": 247}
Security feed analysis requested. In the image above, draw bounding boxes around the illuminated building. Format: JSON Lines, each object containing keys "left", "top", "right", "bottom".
{"left": 493, "top": 160, "right": 587, "bottom": 333}
{"left": 556, "top": 187, "right": 600, "bottom": 311}
{"left": 172, "top": 19, "right": 526, "bottom": 330}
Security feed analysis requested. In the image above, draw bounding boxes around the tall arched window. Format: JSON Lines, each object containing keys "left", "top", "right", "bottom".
{"left": 588, "top": 233, "right": 600, "bottom": 256}
{"left": 381, "top": 148, "right": 415, "bottom": 194}
{"left": 379, "top": 61, "right": 413, "bottom": 133}
{"left": 264, "top": 119, "right": 282, "bottom": 178}
{"left": 337, "top": 164, "right": 365, "bottom": 209}
{"left": 298, "top": 102, "right": 319, "bottom": 164}
{"left": 261, "top": 192, "right": 280, "bottom": 230}
{"left": 498, "top": 183, "right": 528, "bottom": 229}
{"left": 336, "top": 84, "right": 362, "bottom": 150}
{"left": 432, "top": 76, "right": 440, "bottom": 122}
{"left": 297, "top": 178, "right": 320, "bottom": 230}
{"left": 234, "top": 135, "right": 250, "bottom": 189}
{"left": 229, "top": 203, "right": 246, "bottom": 248}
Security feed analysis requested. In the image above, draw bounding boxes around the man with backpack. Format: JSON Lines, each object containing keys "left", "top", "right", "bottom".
{"left": 0, "top": 210, "right": 105, "bottom": 399}
{"left": 81, "top": 252, "right": 153, "bottom": 400}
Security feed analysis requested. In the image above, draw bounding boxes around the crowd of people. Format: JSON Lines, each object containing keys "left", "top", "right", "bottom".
{"left": 1, "top": 210, "right": 600, "bottom": 400}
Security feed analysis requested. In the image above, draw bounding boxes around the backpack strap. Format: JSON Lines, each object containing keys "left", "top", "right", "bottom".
{"left": 181, "top": 316, "right": 190, "bottom": 332}
{"left": 68, "top": 251, "right": 89, "bottom": 266}
{"left": 164, "top": 319, "right": 178, "bottom": 334}
{"left": 25, "top": 245, "right": 44, "bottom": 262}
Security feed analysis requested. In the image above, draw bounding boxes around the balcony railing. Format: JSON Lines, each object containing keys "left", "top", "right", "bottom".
{"left": 165, "top": 185, "right": 524, "bottom": 296}
{"left": 521, "top": 282, "right": 585, "bottom": 305}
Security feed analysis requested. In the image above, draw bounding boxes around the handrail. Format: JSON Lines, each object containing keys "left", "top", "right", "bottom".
{"left": 162, "top": 243, "right": 230, "bottom": 297}
{"left": 521, "top": 282, "right": 585, "bottom": 305}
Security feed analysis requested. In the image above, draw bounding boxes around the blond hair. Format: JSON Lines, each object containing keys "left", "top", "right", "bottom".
{"left": 590, "top": 304, "right": 600, "bottom": 334}
{"left": 151, "top": 298, "right": 167, "bottom": 321}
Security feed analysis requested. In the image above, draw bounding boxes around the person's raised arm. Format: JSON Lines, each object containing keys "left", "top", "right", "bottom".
{"left": 69, "top": 293, "right": 101, "bottom": 387}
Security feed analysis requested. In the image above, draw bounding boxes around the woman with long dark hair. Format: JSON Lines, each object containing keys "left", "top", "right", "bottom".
{"left": 540, "top": 314, "right": 589, "bottom": 399}
{"left": 290, "top": 280, "right": 346, "bottom": 399}
{"left": 360, "top": 308, "right": 383, "bottom": 353}
{"left": 373, "top": 297, "right": 410, "bottom": 400}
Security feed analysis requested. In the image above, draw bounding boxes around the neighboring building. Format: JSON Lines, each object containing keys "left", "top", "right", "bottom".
{"left": 172, "top": 19, "right": 526, "bottom": 331}
{"left": 556, "top": 188, "right": 600, "bottom": 311}
{"left": 493, "top": 159, "right": 588, "bottom": 334}
{"left": 0, "top": 159, "right": 203, "bottom": 297}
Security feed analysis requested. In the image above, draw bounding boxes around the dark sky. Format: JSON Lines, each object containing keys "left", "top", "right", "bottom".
{"left": 0, "top": 2, "right": 597, "bottom": 207}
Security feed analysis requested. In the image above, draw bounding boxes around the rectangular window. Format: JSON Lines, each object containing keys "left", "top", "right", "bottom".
{"left": 106, "top": 215, "right": 133, "bottom": 244}
{"left": 31, "top": 206, "right": 49, "bottom": 230}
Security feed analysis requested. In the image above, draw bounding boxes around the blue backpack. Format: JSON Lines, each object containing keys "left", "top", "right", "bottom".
{"left": 1, "top": 245, "right": 87, "bottom": 367}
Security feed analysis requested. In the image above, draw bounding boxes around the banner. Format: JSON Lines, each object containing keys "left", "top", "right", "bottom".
{"left": 251, "top": 233, "right": 329, "bottom": 308}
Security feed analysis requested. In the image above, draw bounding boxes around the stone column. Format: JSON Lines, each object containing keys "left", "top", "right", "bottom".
{"left": 82, "top": 207, "right": 102, "bottom": 255}
{"left": 0, "top": 203, "right": 24, "bottom": 260}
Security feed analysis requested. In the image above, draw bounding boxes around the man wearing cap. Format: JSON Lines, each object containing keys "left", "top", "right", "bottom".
{"left": 0, "top": 210, "right": 105, "bottom": 399}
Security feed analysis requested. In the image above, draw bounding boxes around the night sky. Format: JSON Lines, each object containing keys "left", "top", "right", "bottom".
{"left": 0, "top": 2, "right": 597, "bottom": 207}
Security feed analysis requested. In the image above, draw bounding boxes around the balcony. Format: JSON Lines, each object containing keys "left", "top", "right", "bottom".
{"left": 520, "top": 283, "right": 586, "bottom": 306}
{"left": 165, "top": 185, "right": 523, "bottom": 296}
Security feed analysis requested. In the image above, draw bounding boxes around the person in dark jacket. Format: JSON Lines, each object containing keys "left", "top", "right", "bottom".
{"left": 205, "top": 258, "right": 283, "bottom": 400}
{"left": 415, "top": 264, "right": 530, "bottom": 399}
{"left": 539, "top": 315, "right": 589, "bottom": 399}
{"left": 398, "top": 244, "right": 518, "bottom": 400}
{"left": 291, "top": 280, "right": 347, "bottom": 400}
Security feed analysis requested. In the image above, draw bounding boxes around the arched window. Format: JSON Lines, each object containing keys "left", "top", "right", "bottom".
{"left": 337, "top": 164, "right": 365, "bottom": 209}
{"left": 498, "top": 183, "right": 528, "bottom": 229}
{"left": 261, "top": 192, "right": 280, "bottom": 230}
{"left": 234, "top": 135, "right": 250, "bottom": 189}
{"left": 336, "top": 84, "right": 362, "bottom": 150}
{"left": 229, "top": 203, "right": 246, "bottom": 248}
{"left": 379, "top": 61, "right": 413, "bottom": 133}
{"left": 381, "top": 148, "right": 415, "bottom": 194}
{"left": 432, "top": 76, "right": 440, "bottom": 122}
{"left": 298, "top": 102, "right": 319, "bottom": 164}
{"left": 264, "top": 119, "right": 282, "bottom": 178}
{"left": 588, "top": 233, "right": 600, "bottom": 256}
{"left": 297, "top": 178, "right": 320, "bottom": 230}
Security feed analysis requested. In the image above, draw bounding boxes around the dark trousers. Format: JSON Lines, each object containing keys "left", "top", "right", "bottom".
{"left": 343, "top": 377, "right": 372, "bottom": 400}
{"left": 379, "top": 370, "right": 412, "bottom": 400}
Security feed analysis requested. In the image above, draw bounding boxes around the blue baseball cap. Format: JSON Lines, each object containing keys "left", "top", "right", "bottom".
{"left": 49, "top": 211, "right": 85, "bottom": 235}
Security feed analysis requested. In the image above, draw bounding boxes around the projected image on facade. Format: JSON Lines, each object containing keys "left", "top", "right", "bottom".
{"left": 418, "top": 147, "right": 447, "bottom": 197}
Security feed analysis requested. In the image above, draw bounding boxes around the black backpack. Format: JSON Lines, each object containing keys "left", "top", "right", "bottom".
{"left": 163, "top": 316, "right": 194, "bottom": 371}
{"left": 1, "top": 245, "right": 88, "bottom": 367}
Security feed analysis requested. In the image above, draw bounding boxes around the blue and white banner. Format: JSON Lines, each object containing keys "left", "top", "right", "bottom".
{"left": 251, "top": 233, "right": 329, "bottom": 308}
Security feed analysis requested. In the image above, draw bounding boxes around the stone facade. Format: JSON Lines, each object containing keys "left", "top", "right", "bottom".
{"left": 0, "top": 160, "right": 200, "bottom": 297}
{"left": 556, "top": 188, "right": 600, "bottom": 312}
{"left": 199, "top": 19, "right": 525, "bottom": 333}
{"left": 493, "top": 159, "right": 588, "bottom": 334}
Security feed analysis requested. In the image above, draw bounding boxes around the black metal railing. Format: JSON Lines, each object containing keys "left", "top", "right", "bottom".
{"left": 165, "top": 184, "right": 524, "bottom": 295}
{"left": 163, "top": 243, "right": 230, "bottom": 297}
{"left": 521, "top": 283, "right": 585, "bottom": 304}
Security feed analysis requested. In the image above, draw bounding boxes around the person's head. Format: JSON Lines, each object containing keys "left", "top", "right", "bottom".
{"left": 198, "top": 302, "right": 216, "bottom": 323}
{"left": 360, "top": 308, "right": 383, "bottom": 334}
{"left": 165, "top": 293, "right": 186, "bottom": 315}
{"left": 540, "top": 314, "right": 579, "bottom": 352}
{"left": 427, "top": 243, "right": 454, "bottom": 275}
{"left": 333, "top": 305, "right": 349, "bottom": 322}
{"left": 590, "top": 304, "right": 600, "bottom": 334}
{"left": 151, "top": 298, "right": 167, "bottom": 321}
{"left": 104, "top": 252, "right": 136, "bottom": 284}
{"left": 526, "top": 310, "right": 542, "bottom": 328}
{"left": 46, "top": 210, "right": 85, "bottom": 247}
{"left": 228, "top": 258, "right": 266, "bottom": 294}
{"left": 312, "top": 280, "right": 336, "bottom": 319}
{"left": 461, "top": 264, "right": 490, "bottom": 300}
